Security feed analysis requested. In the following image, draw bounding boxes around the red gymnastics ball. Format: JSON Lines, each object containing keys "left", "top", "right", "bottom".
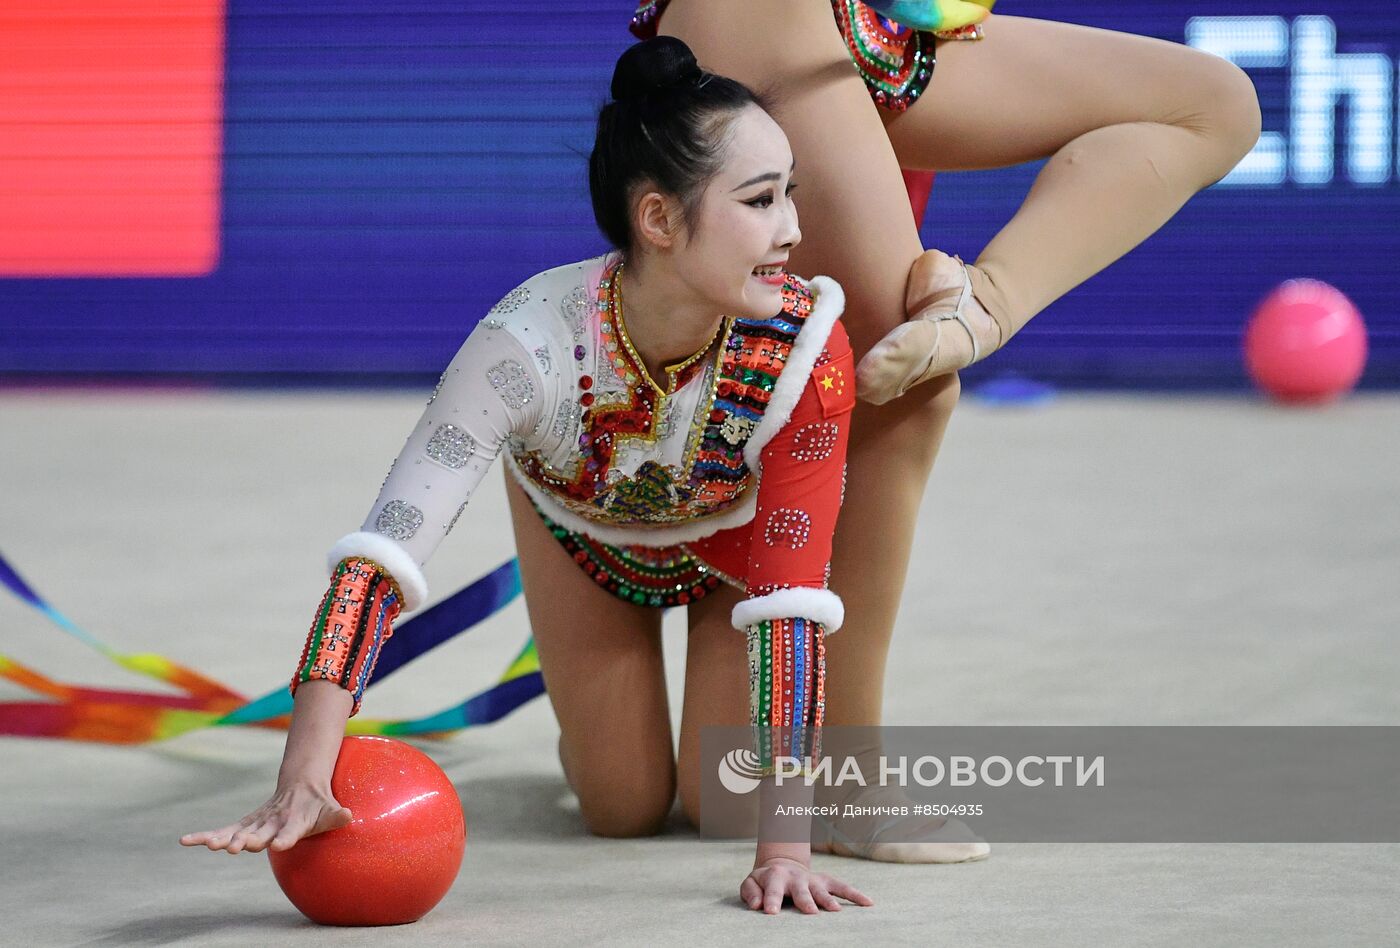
{"left": 1244, "top": 279, "right": 1367, "bottom": 403}
{"left": 267, "top": 735, "right": 466, "bottom": 926}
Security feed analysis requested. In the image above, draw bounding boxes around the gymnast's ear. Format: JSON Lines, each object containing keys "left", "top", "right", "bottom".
{"left": 632, "top": 187, "right": 686, "bottom": 252}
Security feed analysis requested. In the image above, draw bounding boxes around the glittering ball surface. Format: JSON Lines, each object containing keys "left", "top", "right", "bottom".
{"left": 268, "top": 736, "right": 466, "bottom": 926}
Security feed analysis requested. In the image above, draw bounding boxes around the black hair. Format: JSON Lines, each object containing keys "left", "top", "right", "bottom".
{"left": 589, "top": 36, "right": 769, "bottom": 254}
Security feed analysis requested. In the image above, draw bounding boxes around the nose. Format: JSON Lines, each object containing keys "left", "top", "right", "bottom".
{"left": 778, "top": 197, "right": 801, "bottom": 251}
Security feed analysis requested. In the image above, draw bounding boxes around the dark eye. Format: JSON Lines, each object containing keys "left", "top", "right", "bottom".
{"left": 746, "top": 194, "right": 773, "bottom": 208}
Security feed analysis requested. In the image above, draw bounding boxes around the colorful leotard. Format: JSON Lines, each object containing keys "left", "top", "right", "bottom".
{"left": 629, "top": 0, "right": 989, "bottom": 112}
{"left": 292, "top": 252, "right": 854, "bottom": 776}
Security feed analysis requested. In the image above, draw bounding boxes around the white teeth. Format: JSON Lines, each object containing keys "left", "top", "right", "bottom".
{"left": 753, "top": 265, "right": 782, "bottom": 276}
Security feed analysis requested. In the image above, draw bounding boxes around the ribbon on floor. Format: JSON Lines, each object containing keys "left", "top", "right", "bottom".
{"left": 0, "top": 549, "right": 543, "bottom": 743}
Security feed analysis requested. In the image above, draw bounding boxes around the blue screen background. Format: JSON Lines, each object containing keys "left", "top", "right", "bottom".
{"left": 1, "top": 1, "right": 1395, "bottom": 388}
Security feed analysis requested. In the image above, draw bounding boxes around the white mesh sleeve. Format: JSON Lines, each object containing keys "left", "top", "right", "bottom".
{"left": 329, "top": 319, "right": 551, "bottom": 608}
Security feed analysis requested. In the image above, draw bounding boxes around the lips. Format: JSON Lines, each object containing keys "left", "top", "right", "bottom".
{"left": 751, "top": 261, "right": 787, "bottom": 285}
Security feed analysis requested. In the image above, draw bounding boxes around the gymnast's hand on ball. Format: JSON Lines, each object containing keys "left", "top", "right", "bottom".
{"left": 740, "top": 856, "right": 875, "bottom": 915}
{"left": 179, "top": 783, "right": 353, "bottom": 854}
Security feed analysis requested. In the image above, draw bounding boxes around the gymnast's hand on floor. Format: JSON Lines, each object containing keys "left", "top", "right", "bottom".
{"left": 178, "top": 783, "right": 352, "bottom": 854}
{"left": 855, "top": 248, "right": 1005, "bottom": 405}
{"left": 740, "top": 856, "right": 875, "bottom": 915}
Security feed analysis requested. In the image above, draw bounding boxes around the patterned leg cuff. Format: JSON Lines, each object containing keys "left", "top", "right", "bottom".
{"left": 290, "top": 556, "right": 402, "bottom": 716}
{"left": 745, "top": 616, "right": 826, "bottom": 779}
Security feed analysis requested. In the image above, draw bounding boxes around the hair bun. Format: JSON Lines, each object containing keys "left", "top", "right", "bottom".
{"left": 610, "top": 36, "right": 705, "bottom": 103}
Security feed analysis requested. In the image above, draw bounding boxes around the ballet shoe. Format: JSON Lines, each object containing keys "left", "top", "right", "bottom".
{"left": 855, "top": 249, "right": 1004, "bottom": 405}
{"left": 806, "top": 737, "right": 992, "bottom": 864}
{"left": 812, "top": 811, "right": 991, "bottom": 864}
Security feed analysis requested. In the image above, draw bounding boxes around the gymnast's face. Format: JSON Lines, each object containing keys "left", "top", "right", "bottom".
{"left": 677, "top": 105, "right": 802, "bottom": 319}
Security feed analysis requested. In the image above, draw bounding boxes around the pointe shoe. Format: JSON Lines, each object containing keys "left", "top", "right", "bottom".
{"left": 855, "top": 250, "right": 1003, "bottom": 405}
{"left": 813, "top": 811, "right": 991, "bottom": 864}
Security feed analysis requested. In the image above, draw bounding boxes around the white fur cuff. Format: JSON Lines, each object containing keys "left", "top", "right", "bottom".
{"left": 731, "top": 587, "right": 844, "bottom": 635}
{"left": 327, "top": 531, "right": 429, "bottom": 612}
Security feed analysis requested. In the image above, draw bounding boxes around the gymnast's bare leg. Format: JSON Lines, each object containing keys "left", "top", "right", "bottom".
{"left": 861, "top": 13, "right": 1263, "bottom": 398}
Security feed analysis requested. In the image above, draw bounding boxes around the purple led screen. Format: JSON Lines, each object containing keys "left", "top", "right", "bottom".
{"left": 0, "top": 1, "right": 1396, "bottom": 387}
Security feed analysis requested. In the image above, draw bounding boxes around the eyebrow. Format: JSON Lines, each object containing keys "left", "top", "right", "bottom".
{"left": 731, "top": 160, "right": 797, "bottom": 192}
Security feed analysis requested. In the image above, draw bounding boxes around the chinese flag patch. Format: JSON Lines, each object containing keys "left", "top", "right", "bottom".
{"left": 812, "top": 350, "right": 855, "bottom": 418}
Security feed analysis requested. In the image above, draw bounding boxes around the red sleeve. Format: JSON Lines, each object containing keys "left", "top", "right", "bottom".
{"left": 736, "top": 320, "right": 855, "bottom": 777}
{"left": 745, "top": 321, "right": 854, "bottom": 599}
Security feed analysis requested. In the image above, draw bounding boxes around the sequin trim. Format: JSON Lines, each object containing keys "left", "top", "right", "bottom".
{"left": 746, "top": 616, "right": 826, "bottom": 777}
{"left": 763, "top": 507, "right": 812, "bottom": 549}
{"left": 562, "top": 284, "right": 593, "bottom": 341}
{"left": 832, "top": 0, "right": 936, "bottom": 112}
{"left": 425, "top": 424, "right": 476, "bottom": 469}
{"left": 291, "top": 556, "right": 401, "bottom": 716}
{"left": 489, "top": 285, "right": 530, "bottom": 315}
{"left": 531, "top": 499, "right": 723, "bottom": 608}
{"left": 486, "top": 358, "right": 536, "bottom": 409}
{"left": 426, "top": 372, "right": 446, "bottom": 406}
{"left": 375, "top": 499, "right": 423, "bottom": 541}
{"left": 791, "top": 421, "right": 840, "bottom": 462}
{"left": 513, "top": 256, "right": 814, "bottom": 530}
{"left": 553, "top": 397, "right": 576, "bottom": 441}
{"left": 630, "top": 0, "right": 987, "bottom": 113}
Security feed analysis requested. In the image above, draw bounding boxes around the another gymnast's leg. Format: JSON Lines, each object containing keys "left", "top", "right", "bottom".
{"left": 660, "top": 0, "right": 969, "bottom": 855}
{"left": 860, "top": 13, "right": 1264, "bottom": 397}
{"left": 504, "top": 472, "right": 677, "bottom": 838}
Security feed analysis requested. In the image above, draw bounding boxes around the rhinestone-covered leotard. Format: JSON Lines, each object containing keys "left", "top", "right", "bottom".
{"left": 294, "top": 253, "right": 856, "bottom": 775}
{"left": 629, "top": 0, "right": 989, "bottom": 112}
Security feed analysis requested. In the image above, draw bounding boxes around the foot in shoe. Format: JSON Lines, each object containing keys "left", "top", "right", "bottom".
{"left": 809, "top": 778, "right": 991, "bottom": 864}
{"left": 855, "top": 248, "right": 1002, "bottom": 405}
{"left": 814, "top": 813, "right": 991, "bottom": 864}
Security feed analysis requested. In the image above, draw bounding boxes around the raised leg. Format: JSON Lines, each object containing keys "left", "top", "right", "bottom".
{"left": 869, "top": 13, "right": 1264, "bottom": 385}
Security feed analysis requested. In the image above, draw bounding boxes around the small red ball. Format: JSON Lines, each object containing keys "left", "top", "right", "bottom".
{"left": 1244, "top": 279, "right": 1367, "bottom": 404}
{"left": 267, "top": 736, "right": 465, "bottom": 926}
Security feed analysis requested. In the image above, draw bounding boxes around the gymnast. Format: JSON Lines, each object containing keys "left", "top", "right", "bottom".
{"left": 177, "top": 36, "right": 974, "bottom": 914}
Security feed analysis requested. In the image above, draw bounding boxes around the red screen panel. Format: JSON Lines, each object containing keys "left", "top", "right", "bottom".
{"left": 0, "top": 0, "right": 225, "bottom": 276}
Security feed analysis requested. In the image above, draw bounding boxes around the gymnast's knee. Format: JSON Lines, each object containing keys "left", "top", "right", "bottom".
{"left": 576, "top": 776, "right": 676, "bottom": 839}
{"left": 677, "top": 770, "right": 759, "bottom": 838}
{"left": 1198, "top": 59, "right": 1264, "bottom": 177}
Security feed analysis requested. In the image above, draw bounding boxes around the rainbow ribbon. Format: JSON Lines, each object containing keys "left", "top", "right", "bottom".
{"left": 0, "top": 550, "right": 543, "bottom": 743}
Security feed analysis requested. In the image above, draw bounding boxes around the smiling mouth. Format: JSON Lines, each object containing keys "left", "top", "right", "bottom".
{"left": 752, "top": 264, "right": 784, "bottom": 277}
